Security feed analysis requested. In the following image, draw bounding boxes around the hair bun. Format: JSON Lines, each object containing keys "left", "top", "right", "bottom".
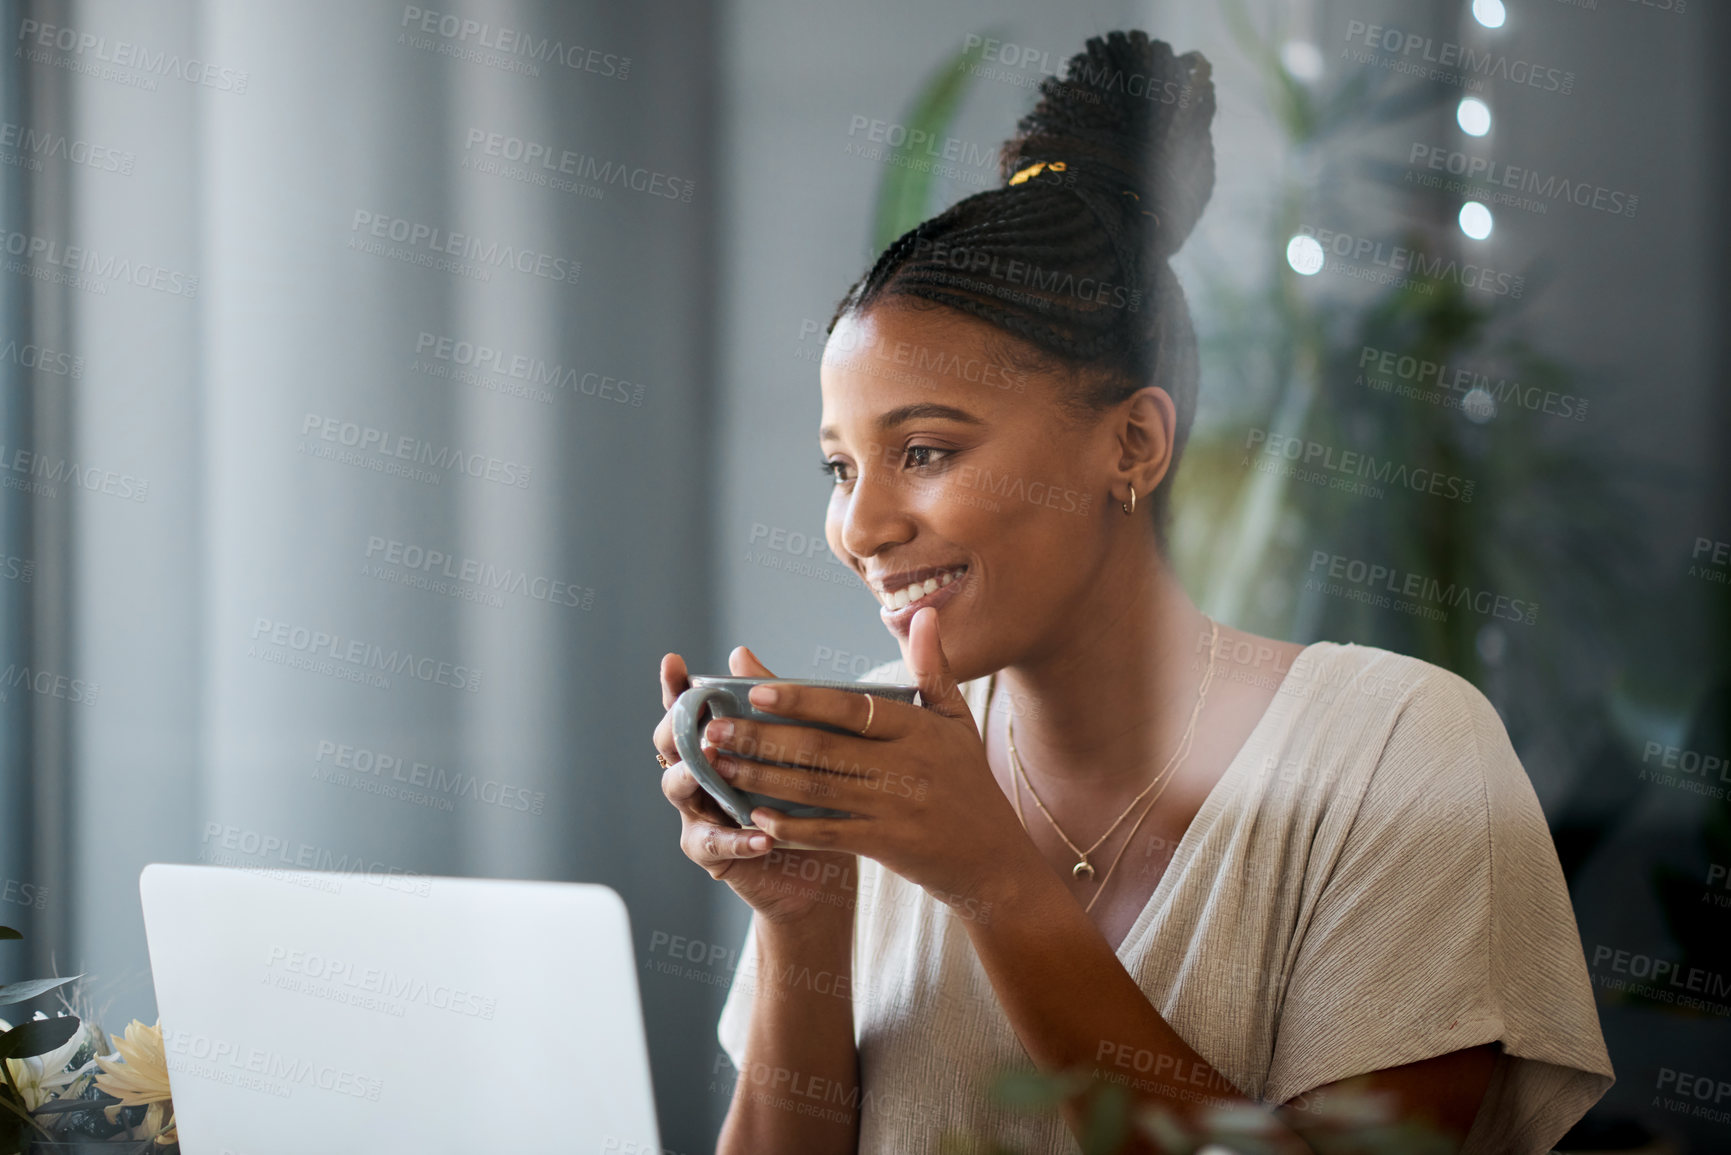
{"left": 1002, "top": 31, "right": 1216, "bottom": 259}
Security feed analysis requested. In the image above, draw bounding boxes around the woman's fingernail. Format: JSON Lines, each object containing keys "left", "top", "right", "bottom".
{"left": 706, "top": 719, "right": 734, "bottom": 743}
{"left": 714, "top": 757, "right": 736, "bottom": 779}
{"left": 749, "top": 685, "right": 779, "bottom": 707}
{"left": 747, "top": 834, "right": 770, "bottom": 852}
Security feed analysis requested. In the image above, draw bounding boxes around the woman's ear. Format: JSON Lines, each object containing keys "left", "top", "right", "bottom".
{"left": 1115, "top": 386, "right": 1177, "bottom": 501}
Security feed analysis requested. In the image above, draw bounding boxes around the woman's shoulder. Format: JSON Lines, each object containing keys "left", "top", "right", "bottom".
{"left": 1288, "top": 641, "right": 1527, "bottom": 827}
{"left": 1284, "top": 640, "right": 1501, "bottom": 733}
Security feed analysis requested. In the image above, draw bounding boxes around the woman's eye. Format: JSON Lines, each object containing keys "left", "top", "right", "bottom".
{"left": 819, "top": 458, "right": 854, "bottom": 485}
{"left": 903, "top": 445, "right": 950, "bottom": 470}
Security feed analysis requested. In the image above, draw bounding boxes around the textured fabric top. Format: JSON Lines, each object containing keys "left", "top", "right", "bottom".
{"left": 717, "top": 641, "right": 1613, "bottom": 1153}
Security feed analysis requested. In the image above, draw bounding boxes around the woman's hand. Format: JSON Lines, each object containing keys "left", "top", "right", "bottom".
{"left": 655, "top": 646, "right": 859, "bottom": 926}
{"left": 697, "top": 608, "right": 1042, "bottom": 916}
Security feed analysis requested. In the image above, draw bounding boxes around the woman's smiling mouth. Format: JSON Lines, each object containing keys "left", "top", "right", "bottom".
{"left": 870, "top": 565, "right": 969, "bottom": 635}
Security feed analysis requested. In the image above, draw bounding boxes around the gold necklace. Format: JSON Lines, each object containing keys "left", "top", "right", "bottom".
{"left": 1007, "top": 617, "right": 1219, "bottom": 911}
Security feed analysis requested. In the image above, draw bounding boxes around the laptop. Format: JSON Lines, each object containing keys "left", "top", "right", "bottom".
{"left": 139, "top": 863, "right": 662, "bottom": 1154}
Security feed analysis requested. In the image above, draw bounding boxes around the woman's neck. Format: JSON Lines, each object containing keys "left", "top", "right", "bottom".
{"left": 991, "top": 554, "right": 1209, "bottom": 789}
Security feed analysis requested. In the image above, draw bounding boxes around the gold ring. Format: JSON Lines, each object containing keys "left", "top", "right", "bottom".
{"left": 655, "top": 752, "right": 671, "bottom": 769}
{"left": 859, "top": 695, "right": 876, "bottom": 737}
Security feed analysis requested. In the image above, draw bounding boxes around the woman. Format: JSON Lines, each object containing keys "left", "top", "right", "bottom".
{"left": 653, "top": 31, "right": 1613, "bottom": 1155}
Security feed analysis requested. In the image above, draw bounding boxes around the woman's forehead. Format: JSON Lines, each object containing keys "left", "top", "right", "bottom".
{"left": 824, "top": 305, "right": 1000, "bottom": 361}
{"left": 818, "top": 306, "right": 1054, "bottom": 426}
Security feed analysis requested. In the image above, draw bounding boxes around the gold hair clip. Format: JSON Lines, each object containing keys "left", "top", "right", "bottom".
{"left": 1010, "top": 160, "right": 1156, "bottom": 221}
{"left": 1008, "top": 160, "right": 1067, "bottom": 185}
{"left": 1121, "top": 189, "right": 1155, "bottom": 219}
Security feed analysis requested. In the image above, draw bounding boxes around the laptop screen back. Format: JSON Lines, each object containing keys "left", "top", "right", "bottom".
{"left": 140, "top": 863, "right": 661, "bottom": 1154}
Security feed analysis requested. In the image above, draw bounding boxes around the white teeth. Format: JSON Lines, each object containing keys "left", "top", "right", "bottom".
{"left": 877, "top": 568, "right": 964, "bottom": 609}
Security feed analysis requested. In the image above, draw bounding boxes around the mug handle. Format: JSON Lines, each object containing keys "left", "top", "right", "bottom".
{"left": 671, "top": 685, "right": 759, "bottom": 829}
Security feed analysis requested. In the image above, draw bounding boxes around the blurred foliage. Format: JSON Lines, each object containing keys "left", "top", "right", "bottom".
{"left": 1176, "top": 0, "right": 1649, "bottom": 716}
{"left": 0, "top": 927, "right": 83, "bottom": 1155}
{"left": 870, "top": 5, "right": 1722, "bottom": 1149}
{"left": 871, "top": 32, "right": 998, "bottom": 254}
{"left": 933, "top": 1065, "right": 1467, "bottom": 1155}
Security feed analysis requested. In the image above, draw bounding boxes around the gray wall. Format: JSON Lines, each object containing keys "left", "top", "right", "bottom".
{"left": 13, "top": 0, "right": 724, "bottom": 1147}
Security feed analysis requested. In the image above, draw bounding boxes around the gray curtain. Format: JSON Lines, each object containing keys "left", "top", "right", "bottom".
{"left": 1, "top": 0, "right": 726, "bottom": 1146}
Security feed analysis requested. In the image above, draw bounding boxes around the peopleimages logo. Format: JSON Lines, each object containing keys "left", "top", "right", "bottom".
{"left": 0, "top": 120, "right": 134, "bottom": 175}
{"left": 844, "top": 115, "right": 1001, "bottom": 172}
{"left": 0, "top": 339, "right": 83, "bottom": 379}
{"left": 162, "top": 1028, "right": 383, "bottom": 1101}
{"left": 1691, "top": 537, "right": 1729, "bottom": 586}
{"left": 1298, "top": 224, "right": 1524, "bottom": 299}
{"left": 314, "top": 737, "right": 547, "bottom": 815}
{"left": 800, "top": 318, "right": 1027, "bottom": 392}
{"left": 904, "top": 236, "right": 1142, "bottom": 311}
{"left": 1306, "top": 550, "right": 1538, "bottom": 625}
{"left": 412, "top": 331, "right": 644, "bottom": 406}
{"left": 0, "top": 663, "right": 98, "bottom": 707}
{"left": 363, "top": 535, "right": 595, "bottom": 611}
{"left": 1340, "top": 19, "right": 1575, "bottom": 95}
{"left": 248, "top": 617, "right": 482, "bottom": 693}
{"left": 264, "top": 946, "right": 498, "bottom": 1020}
{"left": 1406, "top": 143, "right": 1637, "bottom": 219}
{"left": 398, "top": 6, "right": 629, "bottom": 79}
{"left": 1243, "top": 428, "right": 1475, "bottom": 503}
{"left": 348, "top": 211, "right": 580, "bottom": 286}
{"left": 1, "top": 228, "right": 199, "bottom": 298}
{"left": 15, "top": 18, "right": 249, "bottom": 92}
{"left": 0, "top": 440, "right": 150, "bottom": 502}
{"left": 300, "top": 412, "right": 532, "bottom": 490}
{"left": 198, "top": 823, "right": 433, "bottom": 897}
{"left": 955, "top": 33, "right": 1194, "bottom": 107}
{"left": 1356, "top": 344, "right": 1588, "bottom": 422}
{"left": 461, "top": 128, "right": 694, "bottom": 203}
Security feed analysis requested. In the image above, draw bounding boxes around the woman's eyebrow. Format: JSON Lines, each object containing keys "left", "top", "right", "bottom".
{"left": 819, "top": 403, "right": 985, "bottom": 443}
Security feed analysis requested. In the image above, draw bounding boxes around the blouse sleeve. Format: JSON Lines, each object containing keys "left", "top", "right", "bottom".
{"left": 716, "top": 910, "right": 759, "bottom": 1072}
{"left": 1263, "top": 668, "right": 1614, "bottom": 1153}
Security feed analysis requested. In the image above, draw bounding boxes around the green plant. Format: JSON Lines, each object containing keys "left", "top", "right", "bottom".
{"left": 937, "top": 1065, "right": 1466, "bottom": 1155}
{"left": 869, "top": 31, "right": 997, "bottom": 254}
{"left": 0, "top": 926, "right": 82, "bottom": 1153}
{"left": 867, "top": 9, "right": 1698, "bottom": 1148}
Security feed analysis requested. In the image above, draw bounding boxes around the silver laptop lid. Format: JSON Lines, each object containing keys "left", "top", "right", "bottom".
{"left": 140, "top": 863, "right": 661, "bottom": 1154}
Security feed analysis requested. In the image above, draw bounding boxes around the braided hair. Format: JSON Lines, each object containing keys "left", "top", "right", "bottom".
{"left": 830, "top": 31, "right": 1216, "bottom": 544}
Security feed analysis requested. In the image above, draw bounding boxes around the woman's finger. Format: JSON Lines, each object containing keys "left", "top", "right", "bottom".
{"left": 714, "top": 751, "right": 884, "bottom": 814}
{"left": 747, "top": 807, "right": 861, "bottom": 854}
{"left": 660, "top": 759, "right": 740, "bottom": 826}
{"left": 652, "top": 711, "right": 681, "bottom": 764}
{"left": 728, "top": 644, "right": 776, "bottom": 678}
{"left": 681, "top": 818, "right": 774, "bottom": 872}
{"left": 654, "top": 652, "right": 691, "bottom": 763}
{"left": 660, "top": 652, "right": 689, "bottom": 710}
{"left": 661, "top": 761, "right": 702, "bottom": 807}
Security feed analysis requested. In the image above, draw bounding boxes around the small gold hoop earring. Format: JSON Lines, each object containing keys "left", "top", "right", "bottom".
{"left": 1122, "top": 485, "right": 1137, "bottom": 516}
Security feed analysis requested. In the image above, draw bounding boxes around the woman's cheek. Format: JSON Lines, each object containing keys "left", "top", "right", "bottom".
{"left": 824, "top": 506, "right": 846, "bottom": 561}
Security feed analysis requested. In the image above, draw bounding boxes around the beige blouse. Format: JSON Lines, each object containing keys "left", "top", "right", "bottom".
{"left": 717, "top": 641, "right": 1614, "bottom": 1153}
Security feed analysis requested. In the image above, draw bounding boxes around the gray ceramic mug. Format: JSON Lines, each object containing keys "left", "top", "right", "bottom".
{"left": 671, "top": 676, "right": 920, "bottom": 829}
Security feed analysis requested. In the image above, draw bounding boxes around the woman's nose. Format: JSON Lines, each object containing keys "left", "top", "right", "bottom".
{"left": 838, "top": 461, "right": 913, "bottom": 560}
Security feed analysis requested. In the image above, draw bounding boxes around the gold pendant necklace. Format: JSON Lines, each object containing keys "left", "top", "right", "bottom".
{"left": 1007, "top": 617, "right": 1220, "bottom": 912}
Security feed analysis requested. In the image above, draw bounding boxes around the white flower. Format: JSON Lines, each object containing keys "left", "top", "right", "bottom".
{"left": 94, "top": 1019, "right": 177, "bottom": 1145}
{"left": 0, "top": 1011, "right": 88, "bottom": 1111}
